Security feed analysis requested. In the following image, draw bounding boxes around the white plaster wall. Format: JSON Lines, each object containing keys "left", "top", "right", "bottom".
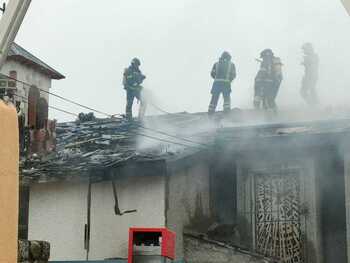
{"left": 0, "top": 59, "right": 51, "bottom": 125}
{"left": 28, "top": 175, "right": 165, "bottom": 261}
{"left": 28, "top": 181, "right": 88, "bottom": 261}
{"left": 89, "top": 175, "right": 165, "bottom": 260}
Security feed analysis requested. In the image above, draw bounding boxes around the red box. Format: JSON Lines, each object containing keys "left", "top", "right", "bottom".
{"left": 128, "top": 228, "right": 175, "bottom": 263}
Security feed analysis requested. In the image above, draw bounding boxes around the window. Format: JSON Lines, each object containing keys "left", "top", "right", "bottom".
{"left": 36, "top": 98, "right": 48, "bottom": 129}
{"left": 28, "top": 86, "right": 40, "bottom": 129}
{"left": 8, "top": 70, "right": 17, "bottom": 88}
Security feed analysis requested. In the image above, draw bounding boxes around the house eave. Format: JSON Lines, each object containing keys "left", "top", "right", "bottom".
{"left": 7, "top": 55, "right": 65, "bottom": 80}
{"left": 22, "top": 158, "right": 167, "bottom": 185}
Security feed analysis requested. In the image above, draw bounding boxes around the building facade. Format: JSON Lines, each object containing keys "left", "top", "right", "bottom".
{"left": 23, "top": 113, "right": 350, "bottom": 263}
{"left": 0, "top": 42, "right": 64, "bottom": 128}
{"left": 213, "top": 120, "right": 350, "bottom": 263}
{"left": 1, "top": 42, "right": 65, "bottom": 239}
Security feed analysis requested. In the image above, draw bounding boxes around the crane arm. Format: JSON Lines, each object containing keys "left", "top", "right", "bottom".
{"left": 342, "top": 0, "right": 350, "bottom": 15}
{"left": 0, "top": 0, "right": 32, "bottom": 71}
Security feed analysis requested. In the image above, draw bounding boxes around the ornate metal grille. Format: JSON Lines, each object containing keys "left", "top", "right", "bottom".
{"left": 255, "top": 171, "right": 303, "bottom": 263}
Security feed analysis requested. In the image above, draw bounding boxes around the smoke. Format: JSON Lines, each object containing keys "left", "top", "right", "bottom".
{"left": 10, "top": 0, "right": 350, "bottom": 122}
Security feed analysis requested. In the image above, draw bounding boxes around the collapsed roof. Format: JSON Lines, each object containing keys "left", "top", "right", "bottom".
{"left": 21, "top": 108, "right": 350, "bottom": 183}
{"left": 20, "top": 112, "right": 213, "bottom": 182}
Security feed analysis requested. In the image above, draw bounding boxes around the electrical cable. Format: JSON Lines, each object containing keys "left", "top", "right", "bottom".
{"left": 148, "top": 101, "right": 173, "bottom": 115}
{"left": 137, "top": 125, "right": 210, "bottom": 147}
{"left": 13, "top": 94, "right": 79, "bottom": 117}
{"left": 133, "top": 132, "right": 206, "bottom": 149}
{"left": 111, "top": 114, "right": 211, "bottom": 147}
{"left": 3, "top": 73, "right": 211, "bottom": 147}
{"left": 0, "top": 73, "right": 113, "bottom": 117}
{"left": 13, "top": 94, "right": 204, "bottom": 148}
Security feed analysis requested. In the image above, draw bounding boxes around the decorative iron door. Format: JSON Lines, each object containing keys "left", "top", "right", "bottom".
{"left": 255, "top": 171, "right": 303, "bottom": 263}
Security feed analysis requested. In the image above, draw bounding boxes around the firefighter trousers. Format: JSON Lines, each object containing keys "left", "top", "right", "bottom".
{"left": 125, "top": 87, "right": 146, "bottom": 119}
{"left": 301, "top": 76, "right": 318, "bottom": 105}
{"left": 208, "top": 86, "right": 231, "bottom": 114}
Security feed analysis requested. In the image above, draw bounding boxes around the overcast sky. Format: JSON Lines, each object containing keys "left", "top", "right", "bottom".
{"left": 9, "top": 0, "right": 350, "bottom": 121}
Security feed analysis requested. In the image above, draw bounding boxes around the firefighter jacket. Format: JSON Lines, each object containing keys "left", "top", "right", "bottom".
{"left": 211, "top": 59, "right": 236, "bottom": 84}
{"left": 255, "top": 57, "right": 283, "bottom": 86}
{"left": 302, "top": 52, "right": 319, "bottom": 81}
{"left": 123, "top": 66, "right": 146, "bottom": 90}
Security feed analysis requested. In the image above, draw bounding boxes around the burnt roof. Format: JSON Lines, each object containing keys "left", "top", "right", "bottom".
{"left": 7, "top": 43, "right": 65, "bottom": 80}
{"left": 216, "top": 117, "right": 350, "bottom": 155}
{"left": 20, "top": 113, "right": 212, "bottom": 182}
{"left": 21, "top": 109, "right": 350, "bottom": 182}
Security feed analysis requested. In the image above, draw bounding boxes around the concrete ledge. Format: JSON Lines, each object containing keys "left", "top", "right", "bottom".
{"left": 184, "top": 232, "right": 280, "bottom": 263}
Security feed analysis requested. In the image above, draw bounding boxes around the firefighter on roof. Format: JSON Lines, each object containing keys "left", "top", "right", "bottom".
{"left": 208, "top": 51, "right": 237, "bottom": 115}
{"left": 254, "top": 49, "right": 283, "bottom": 112}
{"left": 300, "top": 43, "right": 319, "bottom": 105}
{"left": 123, "top": 58, "right": 146, "bottom": 120}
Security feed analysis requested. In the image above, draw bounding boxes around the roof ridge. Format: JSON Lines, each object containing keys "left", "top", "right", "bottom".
{"left": 7, "top": 42, "right": 65, "bottom": 80}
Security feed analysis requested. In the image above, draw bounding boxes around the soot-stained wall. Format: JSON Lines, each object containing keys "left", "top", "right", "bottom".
{"left": 318, "top": 151, "right": 347, "bottom": 263}
{"left": 166, "top": 159, "right": 211, "bottom": 259}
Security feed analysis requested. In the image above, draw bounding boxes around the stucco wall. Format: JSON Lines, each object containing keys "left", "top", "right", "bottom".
{"left": 0, "top": 102, "right": 19, "bottom": 263}
{"left": 28, "top": 175, "right": 165, "bottom": 261}
{"left": 1, "top": 59, "right": 51, "bottom": 124}
{"left": 166, "top": 162, "right": 211, "bottom": 259}
{"left": 89, "top": 175, "right": 166, "bottom": 260}
{"left": 28, "top": 181, "right": 88, "bottom": 260}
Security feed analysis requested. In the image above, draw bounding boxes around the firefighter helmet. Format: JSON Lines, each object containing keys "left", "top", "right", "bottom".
{"left": 131, "top": 57, "right": 141, "bottom": 67}
{"left": 260, "top": 49, "right": 274, "bottom": 58}
{"left": 302, "top": 43, "right": 314, "bottom": 53}
{"left": 221, "top": 51, "right": 232, "bottom": 60}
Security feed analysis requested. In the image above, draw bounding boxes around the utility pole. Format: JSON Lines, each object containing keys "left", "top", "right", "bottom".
{"left": 0, "top": 0, "right": 32, "bottom": 70}
{"left": 341, "top": 0, "right": 350, "bottom": 15}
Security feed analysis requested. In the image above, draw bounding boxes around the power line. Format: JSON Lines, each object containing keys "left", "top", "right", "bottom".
{"left": 0, "top": 73, "right": 113, "bottom": 117}
{"left": 137, "top": 125, "right": 210, "bottom": 147}
{"left": 108, "top": 115, "right": 210, "bottom": 147}
{"left": 40, "top": 89, "right": 113, "bottom": 117}
{"left": 2, "top": 73, "right": 210, "bottom": 147}
{"left": 13, "top": 95, "right": 207, "bottom": 148}
{"left": 13, "top": 93, "right": 203, "bottom": 148}
{"left": 109, "top": 112, "right": 210, "bottom": 147}
{"left": 148, "top": 101, "right": 173, "bottom": 115}
{"left": 13, "top": 94, "right": 78, "bottom": 117}
{"left": 46, "top": 105, "right": 79, "bottom": 117}
{"left": 133, "top": 132, "right": 206, "bottom": 149}
{"left": 13, "top": 93, "right": 206, "bottom": 147}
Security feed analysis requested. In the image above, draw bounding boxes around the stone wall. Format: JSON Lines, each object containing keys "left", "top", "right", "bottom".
{"left": 18, "top": 240, "right": 50, "bottom": 263}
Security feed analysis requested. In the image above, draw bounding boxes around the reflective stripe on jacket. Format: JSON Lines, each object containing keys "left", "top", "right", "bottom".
{"left": 211, "top": 59, "right": 236, "bottom": 83}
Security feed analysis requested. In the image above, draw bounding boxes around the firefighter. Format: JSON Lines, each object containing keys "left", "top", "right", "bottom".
{"left": 208, "top": 51, "right": 236, "bottom": 115}
{"left": 300, "top": 43, "right": 319, "bottom": 105}
{"left": 123, "top": 58, "right": 146, "bottom": 120}
{"left": 254, "top": 49, "right": 283, "bottom": 111}
{"left": 271, "top": 56, "right": 283, "bottom": 109}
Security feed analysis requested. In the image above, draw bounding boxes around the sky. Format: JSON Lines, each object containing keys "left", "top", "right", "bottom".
{"left": 7, "top": 0, "right": 350, "bottom": 121}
